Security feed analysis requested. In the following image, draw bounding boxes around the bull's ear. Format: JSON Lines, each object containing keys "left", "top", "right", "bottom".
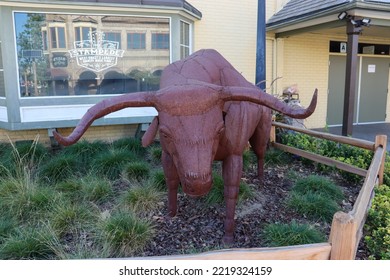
{"left": 142, "top": 116, "right": 159, "bottom": 147}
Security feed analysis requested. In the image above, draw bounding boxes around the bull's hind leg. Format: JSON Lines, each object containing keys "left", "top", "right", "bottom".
{"left": 222, "top": 154, "right": 243, "bottom": 244}
{"left": 249, "top": 110, "right": 272, "bottom": 185}
{"left": 162, "top": 151, "right": 180, "bottom": 217}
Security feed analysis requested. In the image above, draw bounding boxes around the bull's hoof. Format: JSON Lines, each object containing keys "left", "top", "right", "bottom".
{"left": 222, "top": 235, "right": 234, "bottom": 244}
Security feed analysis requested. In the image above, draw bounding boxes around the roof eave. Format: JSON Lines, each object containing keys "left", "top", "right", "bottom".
{"left": 0, "top": 0, "right": 202, "bottom": 20}
{"left": 266, "top": 1, "right": 390, "bottom": 33}
{"left": 266, "top": 3, "right": 356, "bottom": 32}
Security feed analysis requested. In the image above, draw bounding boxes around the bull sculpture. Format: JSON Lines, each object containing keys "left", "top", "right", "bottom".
{"left": 54, "top": 49, "right": 317, "bottom": 243}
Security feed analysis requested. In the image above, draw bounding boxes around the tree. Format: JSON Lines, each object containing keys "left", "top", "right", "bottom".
{"left": 16, "top": 13, "right": 49, "bottom": 96}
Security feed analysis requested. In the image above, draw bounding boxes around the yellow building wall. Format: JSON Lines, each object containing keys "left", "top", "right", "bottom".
{"left": 0, "top": 124, "right": 138, "bottom": 146}
{"left": 193, "top": 0, "right": 258, "bottom": 83}
{"left": 277, "top": 33, "right": 330, "bottom": 128}
{"left": 268, "top": 31, "right": 390, "bottom": 128}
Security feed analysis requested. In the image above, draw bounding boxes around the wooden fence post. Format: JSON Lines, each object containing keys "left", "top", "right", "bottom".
{"left": 375, "top": 135, "right": 387, "bottom": 185}
{"left": 329, "top": 211, "right": 357, "bottom": 260}
{"left": 270, "top": 116, "right": 276, "bottom": 143}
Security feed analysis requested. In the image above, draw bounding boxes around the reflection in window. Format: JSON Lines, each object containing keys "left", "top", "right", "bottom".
{"left": 152, "top": 33, "right": 169, "bottom": 49}
{"left": 180, "top": 21, "right": 190, "bottom": 59}
{"left": 75, "top": 26, "right": 97, "bottom": 41}
{"left": 42, "top": 29, "right": 48, "bottom": 50}
{"left": 0, "top": 71, "right": 4, "bottom": 97}
{"left": 105, "top": 32, "right": 121, "bottom": 49}
{"left": 0, "top": 41, "right": 4, "bottom": 97}
{"left": 14, "top": 12, "right": 170, "bottom": 97}
{"left": 127, "top": 33, "right": 145, "bottom": 49}
{"left": 50, "top": 26, "right": 66, "bottom": 49}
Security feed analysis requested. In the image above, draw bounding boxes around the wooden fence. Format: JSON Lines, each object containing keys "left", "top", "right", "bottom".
{"left": 142, "top": 122, "right": 387, "bottom": 260}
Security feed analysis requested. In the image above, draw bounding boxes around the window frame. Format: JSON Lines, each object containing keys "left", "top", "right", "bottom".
{"left": 127, "top": 32, "right": 146, "bottom": 50}
{"left": 48, "top": 24, "right": 67, "bottom": 49}
{"left": 0, "top": 40, "right": 4, "bottom": 98}
{"left": 151, "top": 32, "right": 170, "bottom": 50}
{"left": 13, "top": 12, "right": 175, "bottom": 100}
{"left": 179, "top": 20, "right": 191, "bottom": 59}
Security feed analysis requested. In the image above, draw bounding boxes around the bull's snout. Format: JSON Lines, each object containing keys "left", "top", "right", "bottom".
{"left": 182, "top": 172, "right": 212, "bottom": 197}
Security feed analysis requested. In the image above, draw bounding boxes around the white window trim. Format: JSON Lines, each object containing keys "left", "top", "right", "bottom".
{"left": 179, "top": 19, "right": 192, "bottom": 57}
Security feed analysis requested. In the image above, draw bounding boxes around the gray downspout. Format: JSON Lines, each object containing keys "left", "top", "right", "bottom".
{"left": 256, "top": 0, "right": 266, "bottom": 90}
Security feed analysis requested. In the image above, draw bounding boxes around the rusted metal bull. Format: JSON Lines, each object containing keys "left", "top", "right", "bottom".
{"left": 54, "top": 49, "right": 317, "bottom": 243}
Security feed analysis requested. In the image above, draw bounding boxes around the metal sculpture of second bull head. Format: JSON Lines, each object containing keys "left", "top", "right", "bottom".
{"left": 54, "top": 49, "right": 317, "bottom": 243}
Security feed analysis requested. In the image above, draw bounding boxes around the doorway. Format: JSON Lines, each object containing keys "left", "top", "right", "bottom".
{"left": 327, "top": 55, "right": 390, "bottom": 126}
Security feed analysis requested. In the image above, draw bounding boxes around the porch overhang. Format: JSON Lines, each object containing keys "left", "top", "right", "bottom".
{"left": 266, "top": 1, "right": 390, "bottom": 38}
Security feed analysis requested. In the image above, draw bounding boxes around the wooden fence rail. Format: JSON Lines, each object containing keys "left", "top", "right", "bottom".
{"left": 135, "top": 122, "right": 386, "bottom": 260}
{"left": 270, "top": 122, "right": 387, "bottom": 260}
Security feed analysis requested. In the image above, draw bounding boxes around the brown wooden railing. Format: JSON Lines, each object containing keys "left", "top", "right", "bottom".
{"left": 138, "top": 122, "right": 387, "bottom": 260}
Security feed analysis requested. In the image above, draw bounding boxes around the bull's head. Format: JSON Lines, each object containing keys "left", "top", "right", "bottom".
{"left": 54, "top": 83, "right": 317, "bottom": 197}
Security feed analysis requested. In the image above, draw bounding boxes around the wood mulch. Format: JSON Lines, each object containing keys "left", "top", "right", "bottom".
{"left": 132, "top": 158, "right": 370, "bottom": 259}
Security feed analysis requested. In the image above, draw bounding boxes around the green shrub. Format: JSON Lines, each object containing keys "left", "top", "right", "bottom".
{"left": 151, "top": 169, "right": 166, "bottom": 191}
{"left": 0, "top": 226, "right": 59, "bottom": 259}
{"left": 102, "top": 210, "right": 154, "bottom": 256}
{"left": 1, "top": 139, "right": 47, "bottom": 179}
{"left": 262, "top": 220, "right": 326, "bottom": 247}
{"left": 292, "top": 175, "right": 344, "bottom": 202}
{"left": 112, "top": 138, "right": 145, "bottom": 156}
{"left": 364, "top": 184, "right": 390, "bottom": 260}
{"left": 383, "top": 155, "right": 390, "bottom": 186}
{"left": 124, "top": 161, "right": 151, "bottom": 181}
{"left": 1, "top": 185, "right": 59, "bottom": 222}
{"left": 287, "top": 191, "right": 340, "bottom": 222}
{"left": 265, "top": 148, "right": 291, "bottom": 166}
{"left": 0, "top": 215, "right": 16, "bottom": 241}
{"left": 50, "top": 202, "right": 97, "bottom": 238}
{"left": 54, "top": 179, "right": 83, "bottom": 198}
{"left": 204, "top": 173, "right": 253, "bottom": 205}
{"left": 120, "top": 184, "right": 163, "bottom": 213}
{"left": 281, "top": 132, "right": 373, "bottom": 183}
{"left": 92, "top": 149, "right": 137, "bottom": 180}
{"left": 148, "top": 145, "right": 162, "bottom": 163}
{"left": 39, "top": 154, "right": 81, "bottom": 183}
{"left": 13, "top": 140, "right": 48, "bottom": 164}
{"left": 61, "top": 140, "right": 107, "bottom": 169}
{"left": 80, "top": 177, "right": 113, "bottom": 204}
{"left": 243, "top": 149, "right": 257, "bottom": 171}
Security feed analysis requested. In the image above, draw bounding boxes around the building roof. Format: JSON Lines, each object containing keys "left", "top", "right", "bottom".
{"left": 267, "top": 0, "right": 390, "bottom": 29}
{"left": 3, "top": 0, "right": 202, "bottom": 18}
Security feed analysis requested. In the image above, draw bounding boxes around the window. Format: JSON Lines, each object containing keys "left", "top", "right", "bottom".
{"left": 180, "top": 21, "right": 190, "bottom": 59}
{"left": 14, "top": 12, "right": 170, "bottom": 97}
{"left": 329, "top": 41, "right": 390, "bottom": 55}
{"left": 75, "top": 26, "right": 97, "bottom": 41}
{"left": 127, "top": 33, "right": 145, "bottom": 49}
{"left": 105, "top": 32, "right": 122, "bottom": 49}
{"left": 152, "top": 33, "right": 169, "bottom": 49}
{"left": 42, "top": 29, "right": 48, "bottom": 50}
{"left": 0, "top": 41, "right": 4, "bottom": 97}
{"left": 49, "top": 26, "right": 66, "bottom": 49}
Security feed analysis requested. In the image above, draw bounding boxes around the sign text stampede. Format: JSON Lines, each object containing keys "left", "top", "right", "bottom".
{"left": 68, "top": 31, "right": 124, "bottom": 72}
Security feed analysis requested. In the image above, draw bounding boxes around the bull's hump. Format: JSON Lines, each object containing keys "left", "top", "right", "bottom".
{"left": 154, "top": 88, "right": 223, "bottom": 116}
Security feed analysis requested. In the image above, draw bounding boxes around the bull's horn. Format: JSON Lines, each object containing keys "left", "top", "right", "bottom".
{"left": 222, "top": 86, "right": 318, "bottom": 119}
{"left": 54, "top": 91, "right": 156, "bottom": 146}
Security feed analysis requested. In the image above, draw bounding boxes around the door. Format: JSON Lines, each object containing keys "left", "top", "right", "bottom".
{"left": 327, "top": 55, "right": 359, "bottom": 126}
{"left": 358, "top": 57, "right": 390, "bottom": 123}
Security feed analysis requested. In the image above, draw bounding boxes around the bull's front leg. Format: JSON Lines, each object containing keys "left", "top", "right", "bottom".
{"left": 222, "top": 154, "right": 243, "bottom": 244}
{"left": 162, "top": 151, "right": 180, "bottom": 217}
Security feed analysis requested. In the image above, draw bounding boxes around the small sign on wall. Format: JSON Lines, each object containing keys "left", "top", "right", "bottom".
{"left": 340, "top": 42, "right": 347, "bottom": 53}
{"left": 368, "top": 64, "right": 376, "bottom": 73}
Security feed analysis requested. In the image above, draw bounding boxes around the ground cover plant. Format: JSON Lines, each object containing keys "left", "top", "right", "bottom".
{"left": 0, "top": 133, "right": 387, "bottom": 259}
{"left": 364, "top": 184, "right": 390, "bottom": 260}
